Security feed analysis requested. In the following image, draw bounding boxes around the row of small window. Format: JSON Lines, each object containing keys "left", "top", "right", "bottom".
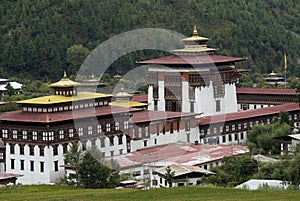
{"left": 203, "top": 133, "right": 244, "bottom": 145}
{"left": 1, "top": 122, "right": 129, "bottom": 140}
{"left": 22, "top": 101, "right": 109, "bottom": 113}
{"left": 201, "top": 120, "right": 271, "bottom": 135}
{"left": 10, "top": 159, "right": 59, "bottom": 172}
{"left": 9, "top": 144, "right": 67, "bottom": 156}
{"left": 238, "top": 96, "right": 297, "bottom": 103}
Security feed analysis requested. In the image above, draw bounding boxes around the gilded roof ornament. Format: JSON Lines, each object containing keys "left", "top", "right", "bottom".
{"left": 49, "top": 71, "right": 80, "bottom": 88}
{"left": 193, "top": 24, "right": 198, "bottom": 36}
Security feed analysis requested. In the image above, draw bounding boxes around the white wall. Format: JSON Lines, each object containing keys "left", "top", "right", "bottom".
{"left": 6, "top": 144, "right": 65, "bottom": 184}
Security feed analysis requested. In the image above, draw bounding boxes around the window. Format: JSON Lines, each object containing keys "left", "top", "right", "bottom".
{"left": 154, "top": 139, "right": 157, "bottom": 145}
{"left": 48, "top": 132, "right": 54, "bottom": 141}
{"left": 226, "top": 125, "right": 229, "bottom": 132}
{"left": 42, "top": 132, "right": 48, "bottom": 141}
{"left": 30, "top": 161, "right": 34, "bottom": 171}
{"left": 220, "top": 126, "right": 223, "bottom": 133}
{"left": 78, "top": 127, "right": 84, "bottom": 136}
{"left": 88, "top": 126, "right": 93, "bottom": 135}
{"left": 240, "top": 132, "right": 244, "bottom": 140}
{"left": 53, "top": 145, "right": 58, "bottom": 156}
{"left": 54, "top": 161, "right": 59, "bottom": 172}
{"left": 222, "top": 135, "right": 226, "bottom": 143}
{"left": 228, "top": 134, "right": 232, "bottom": 142}
{"left": 32, "top": 131, "right": 37, "bottom": 140}
{"left": 10, "top": 144, "right": 15, "bottom": 154}
{"left": 13, "top": 130, "right": 18, "bottom": 139}
{"left": 109, "top": 136, "right": 114, "bottom": 146}
{"left": 59, "top": 130, "right": 64, "bottom": 139}
{"left": 235, "top": 133, "right": 238, "bottom": 141}
{"left": 118, "top": 135, "right": 123, "bottom": 145}
{"left": 40, "top": 162, "right": 44, "bottom": 172}
{"left": 115, "top": 122, "right": 120, "bottom": 131}
{"left": 133, "top": 171, "right": 141, "bottom": 177}
{"left": 66, "top": 129, "right": 73, "bottom": 138}
{"left": 232, "top": 125, "right": 236, "bottom": 131}
{"left": 137, "top": 127, "right": 142, "bottom": 138}
{"left": 19, "top": 144, "right": 24, "bottom": 155}
{"left": 11, "top": 159, "right": 15, "bottom": 169}
{"left": 110, "top": 151, "right": 114, "bottom": 157}
{"left": 144, "top": 140, "right": 148, "bottom": 147}
{"left": 106, "top": 123, "right": 111, "bottom": 132}
{"left": 97, "top": 124, "right": 102, "bottom": 134}
{"left": 190, "top": 101, "right": 194, "bottom": 113}
{"left": 2, "top": 129, "right": 8, "bottom": 138}
{"left": 119, "top": 149, "right": 123, "bottom": 155}
{"left": 170, "top": 122, "right": 174, "bottom": 134}
{"left": 100, "top": 137, "right": 105, "bottom": 148}
{"left": 40, "top": 146, "right": 44, "bottom": 156}
{"left": 20, "top": 160, "right": 24, "bottom": 170}
{"left": 145, "top": 127, "right": 149, "bottom": 137}
{"left": 22, "top": 131, "right": 27, "bottom": 140}
{"left": 238, "top": 124, "right": 241, "bottom": 130}
{"left": 216, "top": 100, "right": 221, "bottom": 112}
{"left": 185, "top": 121, "right": 190, "bottom": 131}
{"left": 29, "top": 145, "right": 35, "bottom": 156}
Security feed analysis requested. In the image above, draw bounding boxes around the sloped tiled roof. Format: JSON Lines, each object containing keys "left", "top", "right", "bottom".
{"left": 199, "top": 103, "right": 300, "bottom": 125}
{"left": 236, "top": 88, "right": 297, "bottom": 95}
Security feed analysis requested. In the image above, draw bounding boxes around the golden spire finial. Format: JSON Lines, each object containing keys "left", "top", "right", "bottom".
{"left": 193, "top": 24, "right": 198, "bottom": 36}
{"left": 63, "top": 71, "right": 67, "bottom": 78}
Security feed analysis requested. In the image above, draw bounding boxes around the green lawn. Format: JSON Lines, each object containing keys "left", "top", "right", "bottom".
{"left": 0, "top": 185, "right": 298, "bottom": 201}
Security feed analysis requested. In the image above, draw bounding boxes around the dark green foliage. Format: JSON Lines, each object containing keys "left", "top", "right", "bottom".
{"left": 247, "top": 111, "right": 292, "bottom": 154}
{"left": 0, "top": 0, "right": 299, "bottom": 81}
{"left": 204, "top": 154, "right": 258, "bottom": 187}
{"left": 64, "top": 142, "right": 82, "bottom": 186}
{"left": 0, "top": 102, "right": 20, "bottom": 112}
{"left": 164, "top": 166, "right": 175, "bottom": 187}
{"left": 5, "top": 83, "right": 15, "bottom": 96}
{"left": 78, "top": 150, "right": 119, "bottom": 188}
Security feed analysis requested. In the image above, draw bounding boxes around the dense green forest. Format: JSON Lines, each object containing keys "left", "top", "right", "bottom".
{"left": 0, "top": 0, "right": 299, "bottom": 81}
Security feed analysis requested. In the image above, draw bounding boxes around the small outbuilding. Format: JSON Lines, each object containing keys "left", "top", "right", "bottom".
{"left": 153, "top": 164, "right": 215, "bottom": 188}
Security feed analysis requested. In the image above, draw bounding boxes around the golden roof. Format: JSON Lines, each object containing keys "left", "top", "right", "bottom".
{"left": 268, "top": 71, "right": 277, "bottom": 77}
{"left": 181, "top": 25, "right": 209, "bottom": 42}
{"left": 109, "top": 101, "right": 148, "bottom": 108}
{"left": 115, "top": 89, "right": 132, "bottom": 98}
{"left": 18, "top": 92, "right": 112, "bottom": 105}
{"left": 49, "top": 71, "right": 81, "bottom": 88}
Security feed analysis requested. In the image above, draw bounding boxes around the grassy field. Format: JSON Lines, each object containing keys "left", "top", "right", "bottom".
{"left": 0, "top": 185, "right": 299, "bottom": 201}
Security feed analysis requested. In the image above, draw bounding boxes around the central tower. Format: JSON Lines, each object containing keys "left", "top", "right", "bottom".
{"left": 139, "top": 25, "right": 246, "bottom": 116}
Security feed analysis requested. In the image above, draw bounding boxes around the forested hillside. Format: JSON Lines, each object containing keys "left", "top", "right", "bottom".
{"left": 0, "top": 0, "right": 299, "bottom": 81}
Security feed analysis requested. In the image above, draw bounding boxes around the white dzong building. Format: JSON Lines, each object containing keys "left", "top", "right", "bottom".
{"left": 140, "top": 25, "right": 245, "bottom": 116}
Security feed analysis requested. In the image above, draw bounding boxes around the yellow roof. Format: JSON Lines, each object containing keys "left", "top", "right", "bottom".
{"left": 18, "top": 92, "right": 112, "bottom": 105}
{"left": 49, "top": 71, "right": 80, "bottom": 88}
{"left": 109, "top": 101, "right": 148, "bottom": 108}
{"left": 182, "top": 25, "right": 209, "bottom": 42}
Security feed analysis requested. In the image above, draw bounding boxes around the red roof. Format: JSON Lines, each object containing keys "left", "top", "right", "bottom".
{"left": 0, "top": 173, "right": 23, "bottom": 180}
{"left": 138, "top": 55, "right": 246, "bottom": 65}
{"left": 199, "top": 103, "right": 300, "bottom": 125}
{"left": 107, "top": 143, "right": 249, "bottom": 169}
{"left": 237, "top": 88, "right": 297, "bottom": 96}
{"left": 0, "top": 106, "right": 142, "bottom": 123}
{"left": 130, "top": 110, "right": 195, "bottom": 123}
{"left": 131, "top": 94, "right": 148, "bottom": 103}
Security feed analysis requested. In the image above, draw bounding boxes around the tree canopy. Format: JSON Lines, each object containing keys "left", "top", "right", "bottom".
{"left": 0, "top": 0, "right": 299, "bottom": 81}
